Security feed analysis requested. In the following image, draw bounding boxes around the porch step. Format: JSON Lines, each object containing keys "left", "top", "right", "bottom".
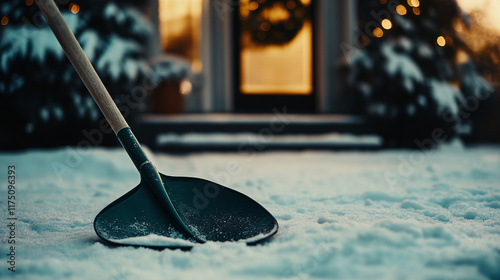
{"left": 135, "top": 114, "right": 381, "bottom": 152}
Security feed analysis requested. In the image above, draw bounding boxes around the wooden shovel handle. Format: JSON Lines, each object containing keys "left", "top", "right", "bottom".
{"left": 35, "top": 0, "right": 129, "bottom": 134}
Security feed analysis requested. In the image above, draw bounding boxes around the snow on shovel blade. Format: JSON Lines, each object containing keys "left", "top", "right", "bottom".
{"left": 94, "top": 173, "right": 278, "bottom": 248}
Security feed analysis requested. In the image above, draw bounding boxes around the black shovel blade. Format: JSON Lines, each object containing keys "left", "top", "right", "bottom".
{"left": 94, "top": 173, "right": 278, "bottom": 248}
{"left": 93, "top": 181, "right": 195, "bottom": 248}
{"left": 161, "top": 174, "right": 278, "bottom": 243}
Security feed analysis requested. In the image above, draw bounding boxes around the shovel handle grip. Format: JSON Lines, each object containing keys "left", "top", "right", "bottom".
{"left": 35, "top": 0, "right": 128, "bottom": 134}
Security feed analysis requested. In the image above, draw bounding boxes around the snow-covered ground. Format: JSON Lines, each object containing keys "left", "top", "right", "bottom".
{"left": 1, "top": 141, "right": 499, "bottom": 280}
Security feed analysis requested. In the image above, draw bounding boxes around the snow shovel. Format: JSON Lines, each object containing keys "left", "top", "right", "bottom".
{"left": 36, "top": 0, "right": 278, "bottom": 247}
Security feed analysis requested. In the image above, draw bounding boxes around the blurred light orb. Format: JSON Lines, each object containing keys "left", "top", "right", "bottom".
{"left": 437, "top": 36, "right": 446, "bottom": 47}
{"left": 381, "top": 19, "right": 392, "bottom": 30}
{"left": 69, "top": 3, "right": 80, "bottom": 14}
{"left": 1, "top": 16, "right": 8, "bottom": 26}
{"left": 456, "top": 50, "right": 469, "bottom": 64}
{"left": 248, "top": 1, "right": 259, "bottom": 11}
{"left": 408, "top": 0, "right": 420, "bottom": 7}
{"left": 373, "top": 27, "right": 384, "bottom": 38}
{"left": 396, "top": 5, "right": 407, "bottom": 15}
{"left": 180, "top": 79, "right": 192, "bottom": 95}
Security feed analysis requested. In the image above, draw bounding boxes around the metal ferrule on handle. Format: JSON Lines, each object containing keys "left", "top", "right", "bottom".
{"left": 116, "top": 127, "right": 149, "bottom": 170}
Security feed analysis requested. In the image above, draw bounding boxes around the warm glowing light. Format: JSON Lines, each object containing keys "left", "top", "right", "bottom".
{"left": 380, "top": 0, "right": 388, "bottom": 4}
{"left": 396, "top": 5, "right": 407, "bottom": 15}
{"left": 240, "top": 0, "right": 312, "bottom": 95}
{"left": 26, "top": 0, "right": 34, "bottom": 6}
{"left": 381, "top": 19, "right": 392, "bottom": 30}
{"left": 456, "top": 0, "right": 500, "bottom": 31}
{"left": 437, "top": 36, "right": 446, "bottom": 47}
{"left": 261, "top": 2, "right": 290, "bottom": 24}
{"left": 373, "top": 27, "right": 384, "bottom": 38}
{"left": 241, "top": 22, "right": 313, "bottom": 95}
{"left": 248, "top": 1, "right": 259, "bottom": 11}
{"left": 1, "top": 16, "right": 8, "bottom": 26}
{"left": 456, "top": 0, "right": 500, "bottom": 34}
{"left": 413, "top": 7, "right": 420, "bottom": 15}
{"left": 159, "top": 0, "right": 203, "bottom": 73}
{"left": 456, "top": 50, "right": 469, "bottom": 64}
{"left": 69, "top": 3, "right": 80, "bottom": 14}
{"left": 179, "top": 79, "right": 192, "bottom": 95}
{"left": 453, "top": 20, "right": 464, "bottom": 32}
{"left": 490, "top": 53, "right": 499, "bottom": 64}
{"left": 192, "top": 60, "right": 202, "bottom": 73}
{"left": 407, "top": 0, "right": 420, "bottom": 7}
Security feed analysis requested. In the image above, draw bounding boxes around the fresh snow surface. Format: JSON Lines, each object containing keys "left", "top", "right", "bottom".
{"left": 109, "top": 224, "right": 278, "bottom": 248}
{"left": 1, "top": 141, "right": 499, "bottom": 279}
{"left": 156, "top": 133, "right": 382, "bottom": 147}
{"left": 110, "top": 234, "right": 197, "bottom": 248}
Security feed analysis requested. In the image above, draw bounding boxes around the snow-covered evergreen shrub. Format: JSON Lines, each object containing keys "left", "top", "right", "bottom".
{"left": 342, "top": 0, "right": 493, "bottom": 147}
{"left": 0, "top": 1, "right": 153, "bottom": 148}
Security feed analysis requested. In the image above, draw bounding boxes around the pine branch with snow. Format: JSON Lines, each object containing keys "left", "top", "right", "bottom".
{"left": 342, "top": 0, "right": 493, "bottom": 147}
{"left": 0, "top": 1, "right": 154, "bottom": 148}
